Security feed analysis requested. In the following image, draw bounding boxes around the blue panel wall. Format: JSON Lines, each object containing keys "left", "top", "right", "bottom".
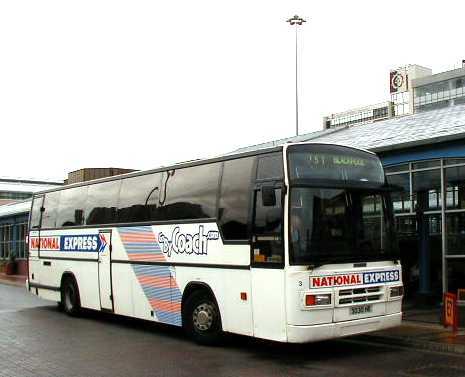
{"left": 379, "top": 139, "right": 465, "bottom": 166}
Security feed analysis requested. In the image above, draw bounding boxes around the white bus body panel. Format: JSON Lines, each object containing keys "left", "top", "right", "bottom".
{"left": 251, "top": 269, "right": 287, "bottom": 341}
{"left": 285, "top": 261, "right": 402, "bottom": 342}
{"left": 286, "top": 312, "right": 402, "bottom": 343}
{"left": 29, "top": 223, "right": 256, "bottom": 337}
{"left": 96, "top": 230, "right": 112, "bottom": 310}
{"left": 29, "top": 222, "right": 402, "bottom": 343}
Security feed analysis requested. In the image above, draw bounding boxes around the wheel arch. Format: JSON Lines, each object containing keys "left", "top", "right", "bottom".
{"left": 60, "top": 271, "right": 78, "bottom": 289}
{"left": 181, "top": 281, "right": 222, "bottom": 319}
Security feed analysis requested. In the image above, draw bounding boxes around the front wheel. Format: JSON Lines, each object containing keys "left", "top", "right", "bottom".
{"left": 183, "top": 290, "right": 222, "bottom": 345}
{"left": 61, "top": 277, "right": 81, "bottom": 316}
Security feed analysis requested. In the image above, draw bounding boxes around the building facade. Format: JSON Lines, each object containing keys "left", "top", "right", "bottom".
{"left": 0, "top": 201, "right": 31, "bottom": 274}
{"left": 323, "top": 64, "right": 437, "bottom": 129}
{"left": 0, "top": 178, "right": 63, "bottom": 206}
{"left": 323, "top": 101, "right": 393, "bottom": 130}
{"left": 413, "top": 65, "right": 465, "bottom": 113}
{"left": 65, "top": 168, "right": 135, "bottom": 185}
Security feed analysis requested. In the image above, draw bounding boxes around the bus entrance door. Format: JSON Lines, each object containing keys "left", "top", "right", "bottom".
{"left": 250, "top": 185, "right": 287, "bottom": 341}
{"left": 98, "top": 230, "right": 113, "bottom": 311}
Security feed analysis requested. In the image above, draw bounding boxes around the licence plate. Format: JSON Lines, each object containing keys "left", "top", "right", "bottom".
{"left": 350, "top": 304, "right": 372, "bottom": 315}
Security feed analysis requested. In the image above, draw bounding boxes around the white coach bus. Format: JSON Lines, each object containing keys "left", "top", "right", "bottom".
{"left": 28, "top": 142, "right": 403, "bottom": 344}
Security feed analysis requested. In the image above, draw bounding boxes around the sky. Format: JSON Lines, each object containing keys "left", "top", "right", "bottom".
{"left": 1, "top": 0, "right": 465, "bottom": 181}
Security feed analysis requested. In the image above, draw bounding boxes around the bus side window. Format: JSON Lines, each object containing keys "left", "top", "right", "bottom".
{"left": 30, "top": 196, "right": 43, "bottom": 229}
{"left": 56, "top": 186, "right": 88, "bottom": 227}
{"left": 85, "top": 180, "right": 121, "bottom": 225}
{"left": 256, "top": 153, "right": 283, "bottom": 181}
{"left": 159, "top": 163, "right": 220, "bottom": 221}
{"left": 218, "top": 157, "right": 255, "bottom": 241}
{"left": 41, "top": 192, "right": 61, "bottom": 229}
{"left": 117, "top": 173, "right": 162, "bottom": 223}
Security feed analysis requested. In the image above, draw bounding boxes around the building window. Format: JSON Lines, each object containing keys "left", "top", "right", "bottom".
{"left": 385, "top": 164, "right": 409, "bottom": 174}
{"left": 412, "top": 160, "right": 440, "bottom": 169}
{"left": 386, "top": 173, "right": 411, "bottom": 213}
{"left": 414, "top": 75, "right": 465, "bottom": 113}
{"left": 385, "top": 158, "right": 465, "bottom": 294}
{"left": 447, "top": 213, "right": 465, "bottom": 255}
{"left": 412, "top": 169, "right": 442, "bottom": 211}
{"left": 445, "top": 165, "right": 465, "bottom": 210}
{"left": 0, "top": 222, "right": 28, "bottom": 259}
{"left": 0, "top": 192, "right": 33, "bottom": 200}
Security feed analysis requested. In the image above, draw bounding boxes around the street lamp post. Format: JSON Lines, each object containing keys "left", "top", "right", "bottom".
{"left": 286, "top": 15, "right": 306, "bottom": 136}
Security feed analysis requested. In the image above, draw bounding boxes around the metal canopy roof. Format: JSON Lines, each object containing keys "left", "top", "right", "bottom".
{"left": 0, "top": 180, "right": 61, "bottom": 194}
{"left": 232, "top": 104, "right": 465, "bottom": 154}
{"left": 312, "top": 104, "right": 465, "bottom": 152}
{"left": 0, "top": 200, "right": 31, "bottom": 217}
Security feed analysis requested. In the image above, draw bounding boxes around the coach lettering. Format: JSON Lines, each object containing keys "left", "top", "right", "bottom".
{"left": 159, "top": 225, "right": 219, "bottom": 258}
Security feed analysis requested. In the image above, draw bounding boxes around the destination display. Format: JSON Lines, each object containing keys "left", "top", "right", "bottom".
{"left": 301, "top": 153, "right": 369, "bottom": 168}
{"left": 288, "top": 145, "right": 385, "bottom": 184}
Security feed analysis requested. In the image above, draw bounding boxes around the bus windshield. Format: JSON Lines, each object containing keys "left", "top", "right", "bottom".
{"left": 287, "top": 144, "right": 397, "bottom": 265}
{"left": 289, "top": 188, "right": 397, "bottom": 265}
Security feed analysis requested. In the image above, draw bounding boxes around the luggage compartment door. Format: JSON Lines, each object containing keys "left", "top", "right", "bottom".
{"left": 98, "top": 230, "right": 113, "bottom": 311}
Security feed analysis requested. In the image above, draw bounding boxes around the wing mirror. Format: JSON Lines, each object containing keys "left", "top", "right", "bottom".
{"left": 262, "top": 186, "right": 276, "bottom": 207}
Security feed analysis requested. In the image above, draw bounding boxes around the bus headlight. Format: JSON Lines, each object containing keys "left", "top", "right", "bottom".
{"left": 305, "top": 294, "right": 331, "bottom": 306}
{"left": 389, "top": 286, "right": 404, "bottom": 298}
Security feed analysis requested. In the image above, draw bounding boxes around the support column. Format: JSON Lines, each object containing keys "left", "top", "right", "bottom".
{"left": 441, "top": 160, "right": 447, "bottom": 295}
{"left": 417, "top": 192, "right": 431, "bottom": 297}
{"left": 12, "top": 222, "right": 19, "bottom": 258}
{"left": 0, "top": 226, "right": 3, "bottom": 259}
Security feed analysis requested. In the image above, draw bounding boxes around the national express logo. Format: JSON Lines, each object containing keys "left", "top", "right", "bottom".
{"left": 30, "top": 234, "right": 107, "bottom": 252}
{"left": 310, "top": 270, "right": 400, "bottom": 288}
{"left": 159, "top": 225, "right": 219, "bottom": 258}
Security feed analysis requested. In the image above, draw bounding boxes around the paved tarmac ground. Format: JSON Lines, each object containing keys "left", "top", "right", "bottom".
{"left": 1, "top": 284, "right": 465, "bottom": 377}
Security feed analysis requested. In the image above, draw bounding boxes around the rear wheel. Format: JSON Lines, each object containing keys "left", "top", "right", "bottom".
{"left": 61, "top": 277, "right": 81, "bottom": 316}
{"left": 183, "top": 290, "right": 222, "bottom": 345}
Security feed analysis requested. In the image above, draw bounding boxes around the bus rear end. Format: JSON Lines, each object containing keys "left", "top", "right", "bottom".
{"left": 284, "top": 143, "right": 402, "bottom": 342}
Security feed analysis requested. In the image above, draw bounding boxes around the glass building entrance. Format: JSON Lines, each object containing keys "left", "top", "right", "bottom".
{"left": 385, "top": 158, "right": 465, "bottom": 304}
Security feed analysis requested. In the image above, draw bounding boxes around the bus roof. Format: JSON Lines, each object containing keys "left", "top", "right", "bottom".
{"left": 33, "top": 142, "right": 378, "bottom": 196}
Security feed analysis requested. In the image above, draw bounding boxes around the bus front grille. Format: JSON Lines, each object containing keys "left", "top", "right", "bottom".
{"left": 337, "top": 286, "right": 383, "bottom": 305}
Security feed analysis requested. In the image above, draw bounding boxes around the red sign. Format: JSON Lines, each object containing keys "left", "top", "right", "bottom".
{"left": 29, "top": 236, "right": 60, "bottom": 251}
{"left": 310, "top": 274, "right": 362, "bottom": 288}
{"left": 444, "top": 292, "right": 458, "bottom": 332}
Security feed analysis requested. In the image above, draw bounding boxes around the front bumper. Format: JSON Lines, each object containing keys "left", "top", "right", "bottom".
{"left": 286, "top": 312, "right": 402, "bottom": 343}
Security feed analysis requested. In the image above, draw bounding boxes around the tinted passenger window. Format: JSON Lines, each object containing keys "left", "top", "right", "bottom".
{"left": 118, "top": 173, "right": 162, "bottom": 223}
{"left": 41, "top": 192, "right": 61, "bottom": 229}
{"left": 56, "top": 186, "right": 88, "bottom": 227}
{"left": 85, "top": 180, "right": 121, "bottom": 225}
{"left": 159, "top": 163, "right": 220, "bottom": 220}
{"left": 218, "top": 157, "right": 255, "bottom": 240}
{"left": 257, "top": 153, "right": 283, "bottom": 180}
{"left": 30, "top": 196, "right": 43, "bottom": 229}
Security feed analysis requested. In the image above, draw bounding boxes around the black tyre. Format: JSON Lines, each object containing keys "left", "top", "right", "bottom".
{"left": 61, "top": 277, "right": 81, "bottom": 316}
{"left": 182, "top": 290, "right": 222, "bottom": 345}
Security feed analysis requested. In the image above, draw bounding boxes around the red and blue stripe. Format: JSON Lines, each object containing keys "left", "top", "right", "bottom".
{"left": 118, "top": 226, "right": 182, "bottom": 326}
